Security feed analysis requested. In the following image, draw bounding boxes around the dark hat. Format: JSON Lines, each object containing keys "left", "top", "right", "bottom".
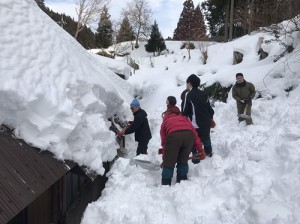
{"left": 180, "top": 89, "right": 189, "bottom": 100}
{"left": 236, "top": 73, "right": 244, "bottom": 78}
{"left": 186, "top": 74, "right": 200, "bottom": 88}
{"left": 167, "top": 96, "right": 177, "bottom": 106}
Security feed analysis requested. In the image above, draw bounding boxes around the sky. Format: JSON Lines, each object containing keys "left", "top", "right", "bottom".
{"left": 44, "top": 0, "right": 205, "bottom": 38}
{"left": 1, "top": 0, "right": 300, "bottom": 223}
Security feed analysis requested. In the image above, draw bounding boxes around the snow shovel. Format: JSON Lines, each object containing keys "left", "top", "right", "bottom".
{"left": 109, "top": 121, "right": 130, "bottom": 157}
{"left": 131, "top": 158, "right": 161, "bottom": 171}
{"left": 132, "top": 155, "right": 201, "bottom": 171}
{"left": 237, "top": 104, "right": 251, "bottom": 120}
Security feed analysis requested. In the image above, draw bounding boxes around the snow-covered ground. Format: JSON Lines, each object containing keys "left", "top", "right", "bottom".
{"left": 82, "top": 19, "right": 300, "bottom": 224}
{"left": 1, "top": 1, "right": 300, "bottom": 223}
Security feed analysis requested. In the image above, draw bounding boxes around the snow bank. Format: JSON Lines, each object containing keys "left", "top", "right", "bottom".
{"left": 0, "top": 0, "right": 132, "bottom": 174}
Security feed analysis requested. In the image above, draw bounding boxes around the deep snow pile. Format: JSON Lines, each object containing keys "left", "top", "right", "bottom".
{"left": 81, "top": 19, "right": 300, "bottom": 224}
{"left": 0, "top": 0, "right": 132, "bottom": 175}
{"left": 1, "top": 0, "right": 300, "bottom": 223}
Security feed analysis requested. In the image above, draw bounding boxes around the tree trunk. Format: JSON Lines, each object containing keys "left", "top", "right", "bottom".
{"left": 135, "top": 24, "right": 142, "bottom": 48}
{"left": 229, "top": 0, "right": 234, "bottom": 41}
{"left": 248, "top": 0, "right": 255, "bottom": 34}
{"left": 188, "top": 41, "right": 191, "bottom": 60}
{"left": 225, "top": 0, "right": 230, "bottom": 42}
{"left": 74, "top": 20, "right": 84, "bottom": 40}
{"left": 288, "top": 0, "right": 292, "bottom": 18}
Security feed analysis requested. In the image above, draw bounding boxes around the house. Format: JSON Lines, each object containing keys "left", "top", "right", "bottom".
{"left": 0, "top": 125, "right": 110, "bottom": 224}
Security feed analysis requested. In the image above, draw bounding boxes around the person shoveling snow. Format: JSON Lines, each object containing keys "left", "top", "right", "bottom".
{"left": 117, "top": 99, "right": 152, "bottom": 156}
{"left": 159, "top": 96, "right": 206, "bottom": 186}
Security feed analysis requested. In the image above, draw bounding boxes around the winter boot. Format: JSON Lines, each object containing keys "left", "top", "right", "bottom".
{"left": 161, "top": 178, "right": 172, "bottom": 186}
{"left": 176, "top": 163, "right": 188, "bottom": 183}
{"left": 204, "top": 146, "right": 213, "bottom": 157}
{"left": 246, "top": 118, "right": 253, "bottom": 125}
{"left": 238, "top": 117, "right": 245, "bottom": 122}
{"left": 176, "top": 174, "right": 187, "bottom": 183}
{"left": 207, "top": 153, "right": 213, "bottom": 157}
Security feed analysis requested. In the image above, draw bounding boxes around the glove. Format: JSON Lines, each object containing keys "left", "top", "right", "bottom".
{"left": 158, "top": 148, "right": 163, "bottom": 154}
{"left": 199, "top": 150, "right": 206, "bottom": 160}
{"left": 117, "top": 131, "right": 125, "bottom": 137}
{"left": 128, "top": 120, "right": 133, "bottom": 125}
{"left": 191, "top": 149, "right": 200, "bottom": 164}
{"left": 245, "top": 97, "right": 252, "bottom": 104}
{"left": 210, "top": 119, "right": 216, "bottom": 128}
{"left": 239, "top": 99, "right": 246, "bottom": 104}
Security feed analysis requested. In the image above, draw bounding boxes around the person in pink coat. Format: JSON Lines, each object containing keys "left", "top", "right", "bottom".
{"left": 160, "top": 96, "right": 205, "bottom": 185}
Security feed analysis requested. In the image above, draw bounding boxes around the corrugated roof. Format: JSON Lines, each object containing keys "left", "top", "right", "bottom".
{"left": 0, "top": 125, "right": 75, "bottom": 224}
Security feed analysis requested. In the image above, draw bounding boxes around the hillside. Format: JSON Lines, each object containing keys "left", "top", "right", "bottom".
{"left": 82, "top": 18, "right": 300, "bottom": 224}
{"left": 1, "top": 1, "right": 299, "bottom": 223}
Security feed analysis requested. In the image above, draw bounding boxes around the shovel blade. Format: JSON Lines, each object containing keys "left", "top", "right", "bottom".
{"left": 133, "top": 159, "right": 160, "bottom": 171}
{"left": 237, "top": 114, "right": 251, "bottom": 119}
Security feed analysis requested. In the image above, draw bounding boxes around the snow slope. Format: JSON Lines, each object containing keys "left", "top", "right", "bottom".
{"left": 82, "top": 20, "right": 300, "bottom": 224}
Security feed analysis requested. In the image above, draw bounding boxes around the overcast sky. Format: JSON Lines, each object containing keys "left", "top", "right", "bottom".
{"left": 44, "top": 0, "right": 205, "bottom": 38}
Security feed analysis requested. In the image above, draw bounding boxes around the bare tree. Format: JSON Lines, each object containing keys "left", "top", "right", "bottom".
{"left": 74, "top": 0, "right": 111, "bottom": 39}
{"left": 122, "top": 0, "right": 153, "bottom": 48}
{"left": 196, "top": 41, "right": 214, "bottom": 64}
{"left": 111, "top": 21, "right": 132, "bottom": 57}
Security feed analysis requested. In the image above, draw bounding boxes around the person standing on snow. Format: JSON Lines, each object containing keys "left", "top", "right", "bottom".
{"left": 182, "top": 74, "right": 215, "bottom": 157}
{"left": 180, "top": 89, "right": 189, "bottom": 112}
{"left": 160, "top": 96, "right": 205, "bottom": 186}
{"left": 117, "top": 99, "right": 152, "bottom": 155}
{"left": 232, "top": 73, "right": 256, "bottom": 125}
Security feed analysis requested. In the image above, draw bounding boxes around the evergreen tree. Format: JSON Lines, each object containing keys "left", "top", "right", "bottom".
{"left": 191, "top": 4, "right": 207, "bottom": 40}
{"left": 145, "top": 20, "right": 166, "bottom": 55}
{"left": 34, "top": 0, "right": 46, "bottom": 9}
{"left": 252, "top": 0, "right": 280, "bottom": 28}
{"left": 173, "top": 0, "right": 195, "bottom": 40}
{"left": 201, "top": 0, "right": 227, "bottom": 38}
{"left": 95, "top": 6, "right": 113, "bottom": 48}
{"left": 116, "top": 16, "right": 135, "bottom": 43}
{"left": 37, "top": 5, "right": 96, "bottom": 49}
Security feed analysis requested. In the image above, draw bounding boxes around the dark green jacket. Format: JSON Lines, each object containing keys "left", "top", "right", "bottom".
{"left": 232, "top": 80, "right": 255, "bottom": 105}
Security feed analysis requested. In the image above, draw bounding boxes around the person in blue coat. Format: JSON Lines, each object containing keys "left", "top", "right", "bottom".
{"left": 117, "top": 99, "right": 152, "bottom": 155}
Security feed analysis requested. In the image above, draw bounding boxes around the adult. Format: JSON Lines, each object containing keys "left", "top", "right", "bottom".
{"left": 182, "top": 74, "right": 215, "bottom": 157}
{"left": 180, "top": 89, "right": 189, "bottom": 112}
{"left": 232, "top": 73, "right": 256, "bottom": 125}
{"left": 117, "top": 99, "right": 152, "bottom": 155}
{"left": 160, "top": 97, "right": 205, "bottom": 185}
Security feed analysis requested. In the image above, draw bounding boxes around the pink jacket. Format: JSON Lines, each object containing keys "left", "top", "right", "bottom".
{"left": 160, "top": 106, "right": 203, "bottom": 154}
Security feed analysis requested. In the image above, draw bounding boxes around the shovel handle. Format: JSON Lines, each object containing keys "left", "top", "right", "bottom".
{"left": 120, "top": 124, "right": 130, "bottom": 132}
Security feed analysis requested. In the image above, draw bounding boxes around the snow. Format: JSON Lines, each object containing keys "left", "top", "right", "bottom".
{"left": 0, "top": 0, "right": 133, "bottom": 175}
{"left": 87, "top": 50, "right": 132, "bottom": 80}
{"left": 1, "top": 1, "right": 300, "bottom": 224}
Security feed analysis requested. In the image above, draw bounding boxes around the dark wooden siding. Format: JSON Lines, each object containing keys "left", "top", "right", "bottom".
{"left": 0, "top": 126, "right": 75, "bottom": 224}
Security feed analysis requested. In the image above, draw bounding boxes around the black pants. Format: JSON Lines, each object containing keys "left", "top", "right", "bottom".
{"left": 136, "top": 139, "right": 149, "bottom": 155}
{"left": 196, "top": 126, "right": 212, "bottom": 155}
